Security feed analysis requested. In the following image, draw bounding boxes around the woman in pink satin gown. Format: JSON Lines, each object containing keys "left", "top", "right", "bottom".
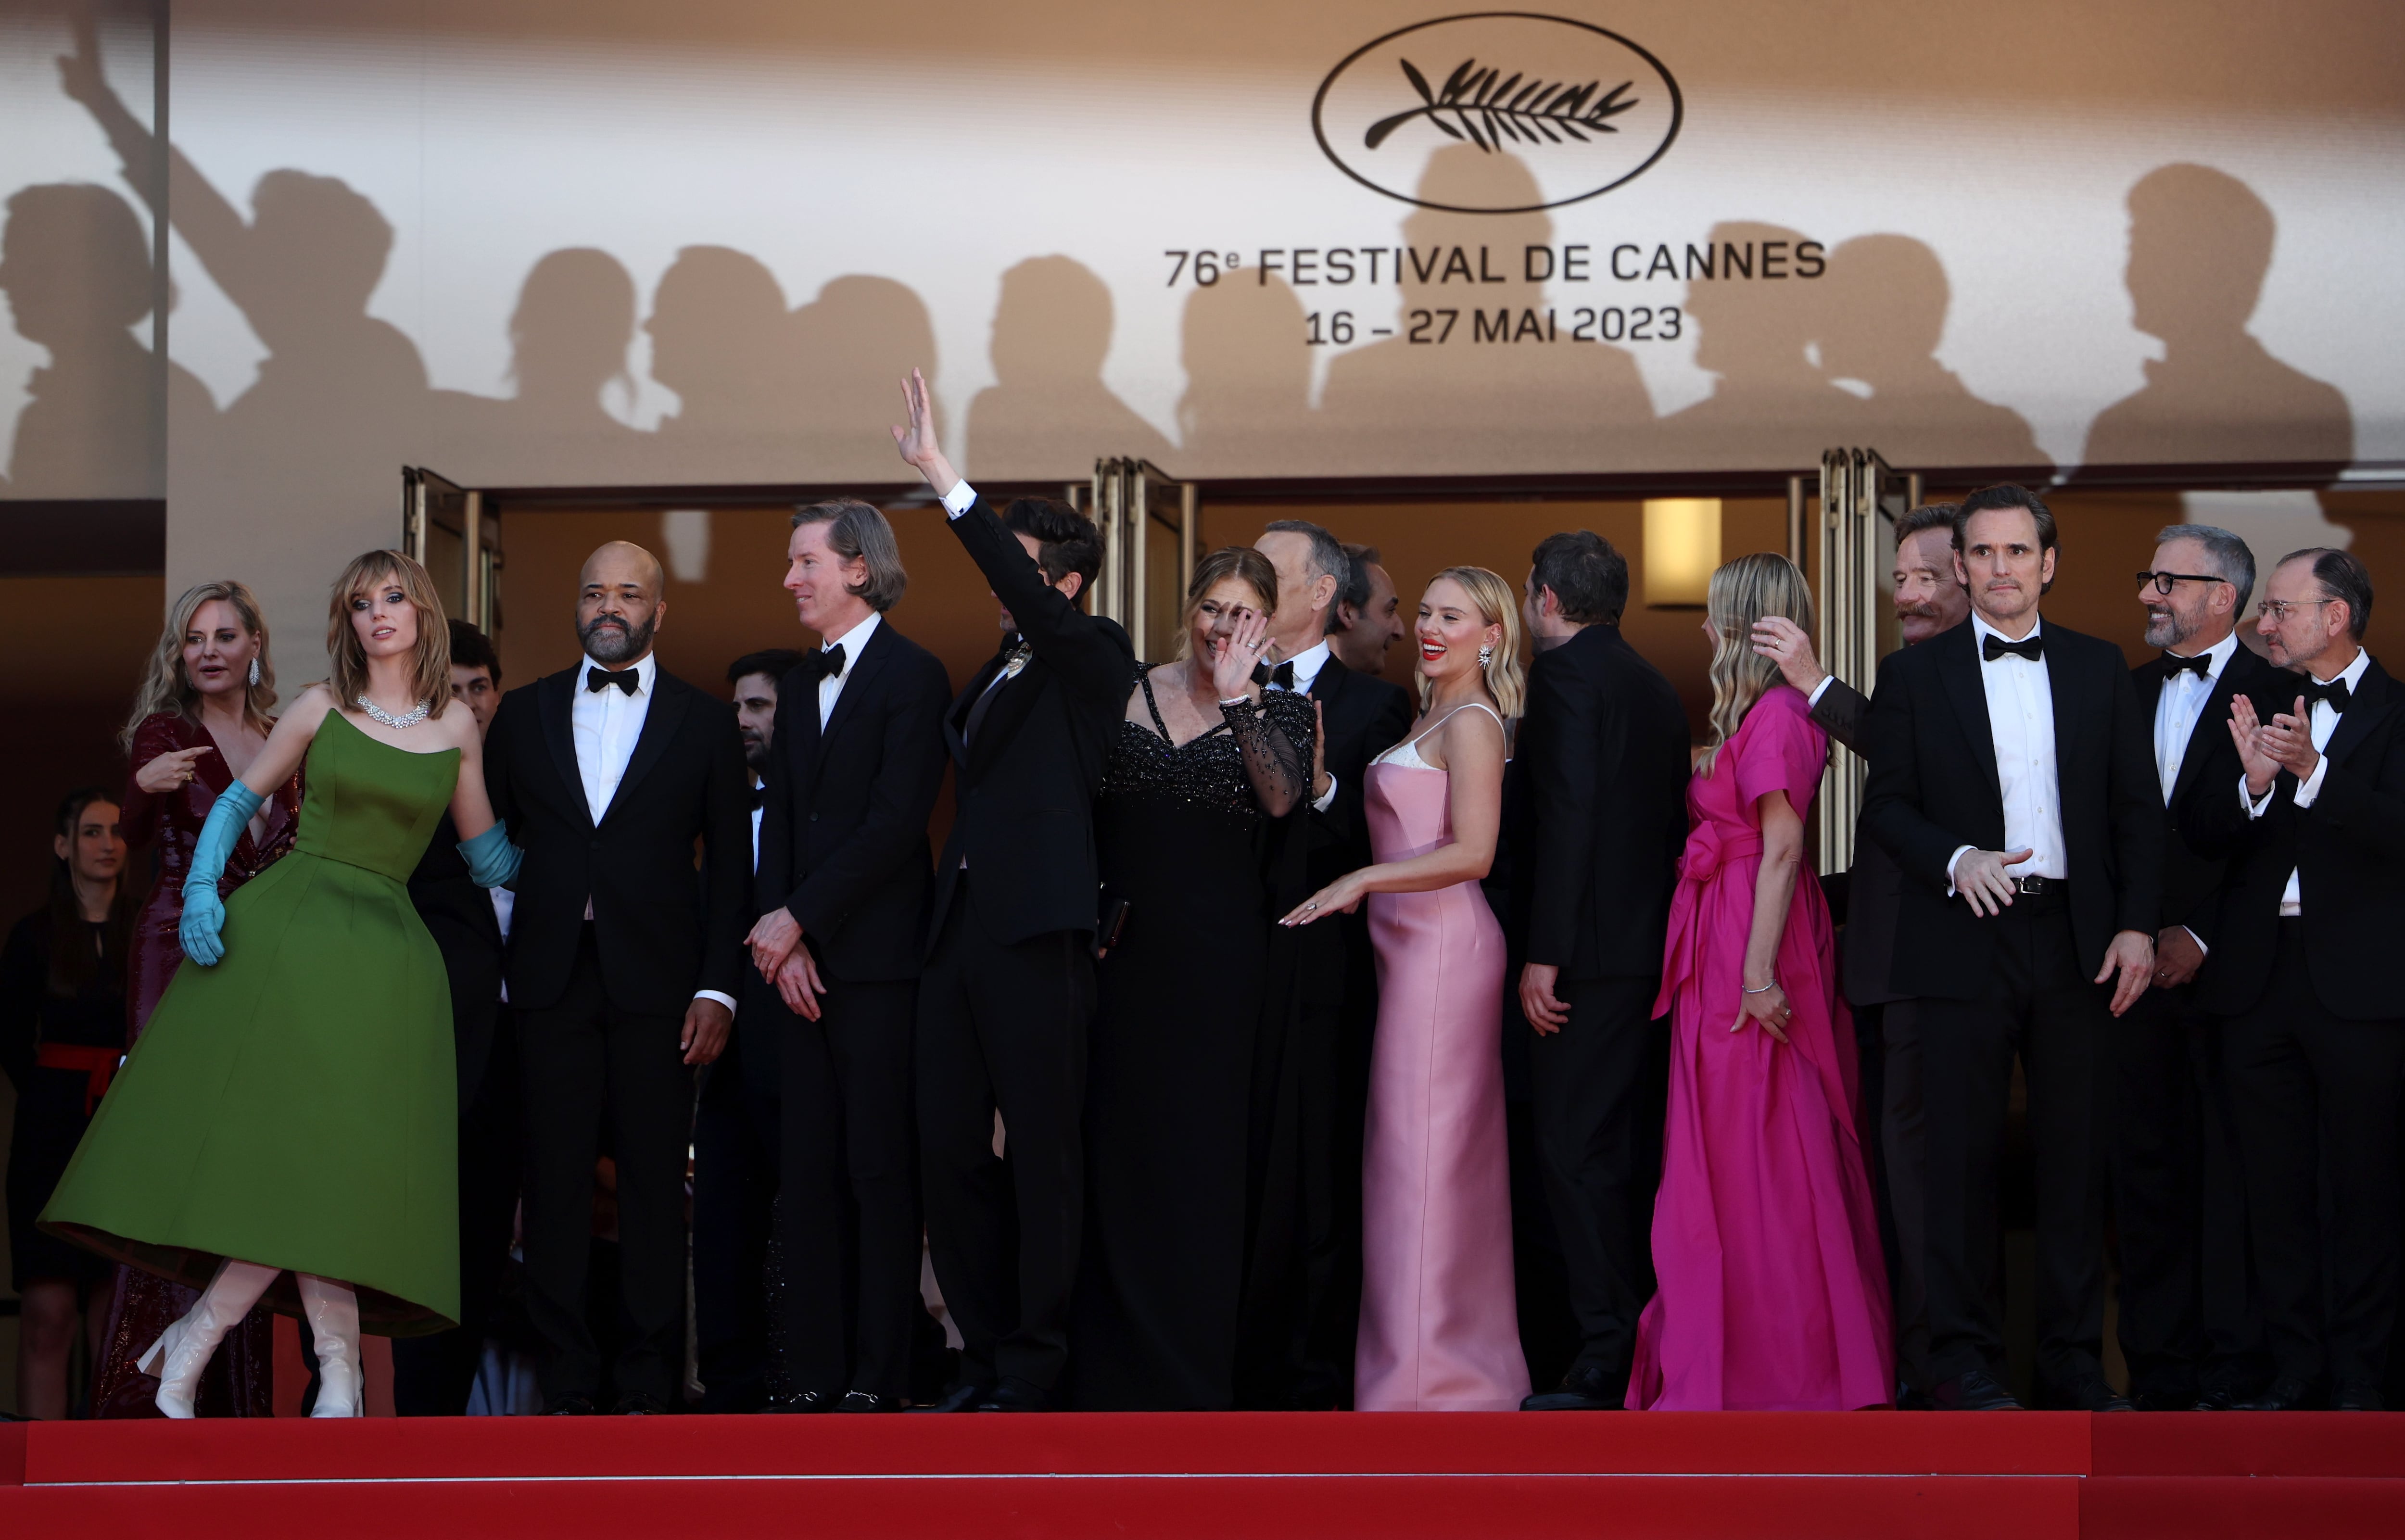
{"left": 1284, "top": 566, "right": 1530, "bottom": 1411}
{"left": 1628, "top": 554, "right": 1892, "bottom": 1411}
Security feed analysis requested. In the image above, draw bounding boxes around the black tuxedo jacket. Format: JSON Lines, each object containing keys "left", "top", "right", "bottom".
{"left": 1861, "top": 617, "right": 2162, "bottom": 1000}
{"left": 1519, "top": 622, "right": 1692, "bottom": 981}
{"left": 928, "top": 496, "right": 1135, "bottom": 947}
{"left": 2187, "top": 653, "right": 2405, "bottom": 1021}
{"left": 1812, "top": 678, "right": 1910, "bottom": 1008}
{"left": 484, "top": 663, "right": 752, "bottom": 1016}
{"left": 757, "top": 620, "right": 952, "bottom": 984}
{"left": 2131, "top": 640, "right": 2288, "bottom": 948}
{"left": 408, "top": 810, "right": 507, "bottom": 1106}
{"left": 1305, "top": 655, "right": 1414, "bottom": 878}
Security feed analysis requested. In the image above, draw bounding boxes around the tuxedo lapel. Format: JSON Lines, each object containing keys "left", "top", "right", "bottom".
{"left": 817, "top": 624, "right": 892, "bottom": 765}
{"left": 607, "top": 672, "right": 689, "bottom": 819}
{"left": 2168, "top": 659, "right": 2240, "bottom": 811}
{"left": 2047, "top": 632, "right": 2086, "bottom": 809}
{"left": 1937, "top": 624, "right": 2002, "bottom": 808}
{"left": 539, "top": 669, "right": 591, "bottom": 828}
{"left": 947, "top": 646, "right": 1012, "bottom": 775}
{"left": 2322, "top": 656, "right": 2394, "bottom": 770}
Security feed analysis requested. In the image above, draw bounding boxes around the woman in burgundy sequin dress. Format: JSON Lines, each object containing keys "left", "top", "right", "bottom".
{"left": 88, "top": 581, "right": 303, "bottom": 1419}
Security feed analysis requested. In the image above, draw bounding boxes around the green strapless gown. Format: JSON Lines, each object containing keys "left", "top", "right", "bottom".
{"left": 43, "top": 713, "right": 462, "bottom": 1335}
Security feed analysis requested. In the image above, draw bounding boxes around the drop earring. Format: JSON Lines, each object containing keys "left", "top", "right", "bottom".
{"left": 1477, "top": 643, "right": 1494, "bottom": 669}
{"left": 247, "top": 657, "right": 261, "bottom": 687}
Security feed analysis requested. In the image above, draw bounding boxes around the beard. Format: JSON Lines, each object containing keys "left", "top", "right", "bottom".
{"left": 2143, "top": 607, "right": 2190, "bottom": 648}
{"left": 579, "top": 610, "right": 656, "bottom": 665}
{"left": 741, "top": 732, "right": 769, "bottom": 775}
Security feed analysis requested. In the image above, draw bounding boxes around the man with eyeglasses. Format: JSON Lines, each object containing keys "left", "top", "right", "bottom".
{"left": 2186, "top": 546, "right": 2405, "bottom": 1411}
{"left": 2120, "top": 529, "right": 2286, "bottom": 1411}
{"left": 1860, "top": 483, "right": 2163, "bottom": 1413}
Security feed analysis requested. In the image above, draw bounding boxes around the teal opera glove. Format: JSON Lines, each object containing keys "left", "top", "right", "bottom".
{"left": 457, "top": 820, "right": 525, "bottom": 889}
{"left": 180, "top": 781, "right": 263, "bottom": 967}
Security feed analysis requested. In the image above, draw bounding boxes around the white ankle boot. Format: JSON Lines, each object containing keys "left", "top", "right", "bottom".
{"left": 143, "top": 1258, "right": 280, "bottom": 1418}
{"left": 298, "top": 1274, "right": 364, "bottom": 1418}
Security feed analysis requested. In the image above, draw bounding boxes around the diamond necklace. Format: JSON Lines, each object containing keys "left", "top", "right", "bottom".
{"left": 356, "top": 694, "right": 431, "bottom": 730}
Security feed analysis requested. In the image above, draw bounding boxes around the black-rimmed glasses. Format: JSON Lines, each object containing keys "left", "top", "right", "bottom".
{"left": 2136, "top": 570, "right": 2229, "bottom": 595}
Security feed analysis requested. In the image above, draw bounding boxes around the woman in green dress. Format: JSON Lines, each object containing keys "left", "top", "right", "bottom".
{"left": 43, "top": 549, "right": 521, "bottom": 1417}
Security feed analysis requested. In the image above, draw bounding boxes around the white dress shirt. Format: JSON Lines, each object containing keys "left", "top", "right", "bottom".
{"left": 2153, "top": 631, "right": 2240, "bottom": 805}
{"left": 749, "top": 790, "right": 764, "bottom": 874}
{"left": 2242, "top": 644, "right": 2369, "bottom": 916}
{"left": 818, "top": 611, "right": 882, "bottom": 729}
{"left": 572, "top": 650, "right": 736, "bottom": 1015}
{"left": 1266, "top": 640, "right": 1343, "bottom": 815}
{"left": 1947, "top": 613, "right": 2067, "bottom": 890}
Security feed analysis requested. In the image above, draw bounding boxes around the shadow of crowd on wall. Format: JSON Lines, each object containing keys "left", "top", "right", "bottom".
{"left": 0, "top": 26, "right": 2362, "bottom": 502}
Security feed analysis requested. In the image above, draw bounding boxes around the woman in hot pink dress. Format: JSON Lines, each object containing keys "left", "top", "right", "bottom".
{"left": 1285, "top": 566, "right": 1530, "bottom": 1412}
{"left": 1628, "top": 554, "right": 1892, "bottom": 1411}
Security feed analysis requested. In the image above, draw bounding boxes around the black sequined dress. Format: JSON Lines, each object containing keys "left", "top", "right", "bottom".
{"left": 1064, "top": 666, "right": 1312, "bottom": 1410}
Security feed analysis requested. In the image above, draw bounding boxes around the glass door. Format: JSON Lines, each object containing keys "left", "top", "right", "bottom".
{"left": 1812, "top": 448, "right": 1919, "bottom": 873}
{"left": 1090, "top": 458, "right": 1197, "bottom": 662}
{"left": 401, "top": 467, "right": 501, "bottom": 637}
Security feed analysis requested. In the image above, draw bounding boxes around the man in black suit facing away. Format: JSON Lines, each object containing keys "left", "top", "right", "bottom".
{"left": 1751, "top": 502, "right": 1967, "bottom": 1405}
{"left": 483, "top": 541, "right": 753, "bottom": 1415}
{"left": 392, "top": 619, "right": 518, "bottom": 1415}
{"left": 744, "top": 500, "right": 951, "bottom": 1413}
{"left": 1238, "top": 518, "right": 1411, "bottom": 1408}
{"left": 2116, "top": 526, "right": 2286, "bottom": 1410}
{"left": 1861, "top": 485, "right": 2163, "bottom": 1413}
{"left": 2188, "top": 548, "right": 2405, "bottom": 1411}
{"left": 1513, "top": 530, "right": 1692, "bottom": 1411}
{"left": 891, "top": 370, "right": 1133, "bottom": 1413}
{"left": 689, "top": 646, "right": 800, "bottom": 1413}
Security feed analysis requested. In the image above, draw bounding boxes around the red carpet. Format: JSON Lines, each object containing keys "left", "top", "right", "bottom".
{"left": 3, "top": 1411, "right": 2400, "bottom": 1537}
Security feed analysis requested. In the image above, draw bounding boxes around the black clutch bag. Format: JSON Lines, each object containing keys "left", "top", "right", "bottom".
{"left": 1094, "top": 884, "right": 1131, "bottom": 959}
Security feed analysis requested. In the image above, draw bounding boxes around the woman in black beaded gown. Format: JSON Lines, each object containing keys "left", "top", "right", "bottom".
{"left": 1065, "top": 546, "right": 1316, "bottom": 1410}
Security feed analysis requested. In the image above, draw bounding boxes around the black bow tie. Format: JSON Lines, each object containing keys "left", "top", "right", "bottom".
{"left": 1982, "top": 632, "right": 2043, "bottom": 664}
{"left": 586, "top": 666, "right": 640, "bottom": 695}
{"left": 1268, "top": 660, "right": 1297, "bottom": 690}
{"left": 2162, "top": 651, "right": 2212, "bottom": 680}
{"left": 2302, "top": 674, "right": 2352, "bottom": 713}
{"left": 747, "top": 783, "right": 766, "bottom": 810}
{"left": 797, "top": 644, "right": 846, "bottom": 684}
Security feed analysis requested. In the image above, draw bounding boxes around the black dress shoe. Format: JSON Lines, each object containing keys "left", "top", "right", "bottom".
{"left": 975, "top": 1377, "right": 1048, "bottom": 1413}
{"left": 1931, "top": 1370, "right": 2023, "bottom": 1411}
{"left": 1519, "top": 1365, "right": 1621, "bottom": 1411}
{"left": 2333, "top": 1382, "right": 2384, "bottom": 1411}
{"left": 765, "top": 1389, "right": 838, "bottom": 1413}
{"left": 612, "top": 1392, "right": 672, "bottom": 1415}
{"left": 2190, "top": 1386, "right": 2241, "bottom": 1411}
{"left": 911, "top": 1381, "right": 990, "bottom": 1414}
{"left": 2232, "top": 1377, "right": 2312, "bottom": 1411}
{"left": 835, "top": 1391, "right": 899, "bottom": 1413}
{"left": 541, "top": 1393, "right": 598, "bottom": 1415}
{"left": 2056, "top": 1379, "right": 2137, "bottom": 1413}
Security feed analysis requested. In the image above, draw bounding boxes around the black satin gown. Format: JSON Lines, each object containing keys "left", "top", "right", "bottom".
{"left": 1063, "top": 668, "right": 1311, "bottom": 1410}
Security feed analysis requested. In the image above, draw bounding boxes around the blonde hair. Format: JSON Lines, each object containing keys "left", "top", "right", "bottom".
{"left": 1698, "top": 553, "right": 1815, "bottom": 778}
{"left": 326, "top": 551, "right": 454, "bottom": 717}
{"left": 1417, "top": 565, "right": 1526, "bottom": 720}
{"left": 122, "top": 581, "right": 279, "bottom": 751}
{"left": 1176, "top": 546, "right": 1279, "bottom": 660}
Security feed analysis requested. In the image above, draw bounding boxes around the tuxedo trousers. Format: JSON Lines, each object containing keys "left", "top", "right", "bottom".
{"left": 1917, "top": 894, "right": 2114, "bottom": 1393}
{"left": 1877, "top": 1000, "right": 1931, "bottom": 1396}
{"left": 2222, "top": 920, "right": 2405, "bottom": 1392}
{"left": 779, "top": 975, "right": 920, "bottom": 1401}
{"left": 2112, "top": 985, "right": 2261, "bottom": 1400}
{"left": 916, "top": 885, "right": 1094, "bottom": 1394}
{"left": 1527, "top": 973, "right": 1667, "bottom": 1390}
{"left": 517, "top": 925, "right": 696, "bottom": 1406}
{"left": 392, "top": 1006, "right": 521, "bottom": 1415}
{"left": 692, "top": 982, "right": 782, "bottom": 1413}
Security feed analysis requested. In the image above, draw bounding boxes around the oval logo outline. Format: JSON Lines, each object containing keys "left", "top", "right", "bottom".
{"left": 1311, "top": 11, "right": 1685, "bottom": 215}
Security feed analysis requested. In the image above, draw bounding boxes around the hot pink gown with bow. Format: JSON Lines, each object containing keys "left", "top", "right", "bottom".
{"left": 1628, "top": 685, "right": 1893, "bottom": 1410}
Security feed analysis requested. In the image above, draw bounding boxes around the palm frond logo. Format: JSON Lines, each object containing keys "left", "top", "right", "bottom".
{"left": 1365, "top": 58, "right": 1639, "bottom": 154}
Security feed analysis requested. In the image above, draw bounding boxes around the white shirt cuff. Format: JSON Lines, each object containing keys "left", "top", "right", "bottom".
{"left": 942, "top": 481, "right": 978, "bottom": 519}
{"left": 1806, "top": 675, "right": 1834, "bottom": 708}
{"left": 695, "top": 989, "right": 738, "bottom": 1016}
{"left": 2178, "top": 923, "right": 2208, "bottom": 958}
{"left": 1312, "top": 773, "right": 1340, "bottom": 815}
{"left": 1944, "top": 844, "right": 1974, "bottom": 898}
{"left": 2242, "top": 773, "right": 2275, "bottom": 819}
{"left": 2292, "top": 755, "right": 2330, "bottom": 808}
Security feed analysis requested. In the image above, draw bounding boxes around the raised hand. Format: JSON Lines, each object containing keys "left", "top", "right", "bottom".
{"left": 888, "top": 368, "right": 959, "bottom": 497}
{"left": 2228, "top": 694, "right": 2279, "bottom": 798}
{"left": 135, "top": 744, "right": 215, "bottom": 795}
{"left": 1749, "top": 616, "right": 1828, "bottom": 697}
{"left": 1209, "top": 607, "right": 1270, "bottom": 701}
{"left": 2260, "top": 695, "right": 2321, "bottom": 782}
{"left": 55, "top": 14, "right": 106, "bottom": 110}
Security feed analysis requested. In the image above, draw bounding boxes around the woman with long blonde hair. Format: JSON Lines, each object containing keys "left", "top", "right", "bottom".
{"left": 1285, "top": 564, "right": 1531, "bottom": 1410}
{"left": 1627, "top": 553, "right": 1891, "bottom": 1410}
{"left": 93, "top": 580, "right": 302, "bottom": 1419}
{"left": 45, "top": 551, "right": 524, "bottom": 1418}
